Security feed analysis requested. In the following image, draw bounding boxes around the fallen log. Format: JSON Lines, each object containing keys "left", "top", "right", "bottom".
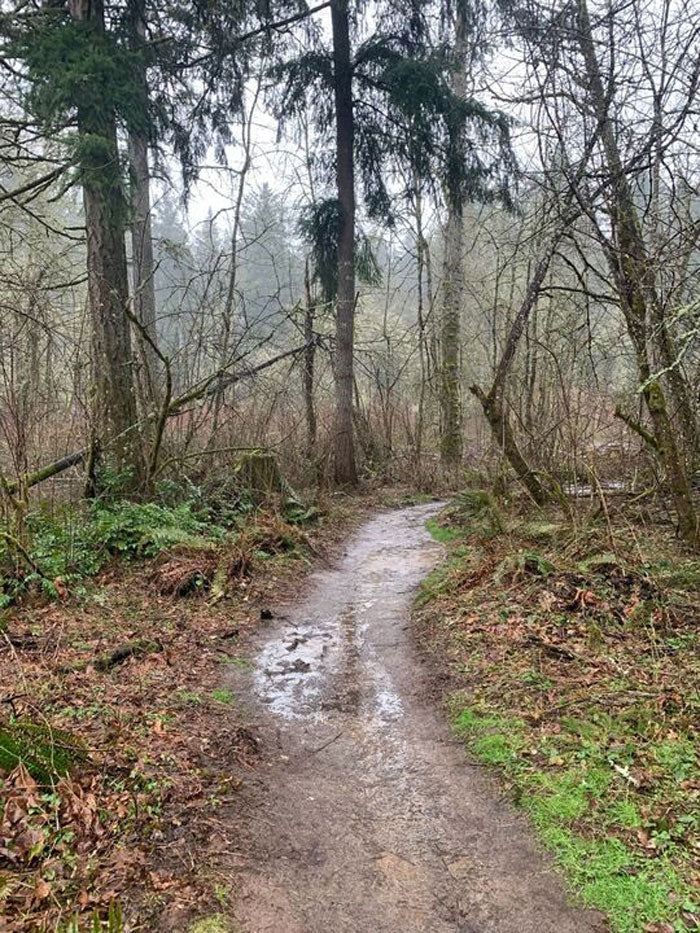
{"left": 94, "top": 639, "right": 163, "bottom": 672}
{"left": 6, "top": 450, "right": 87, "bottom": 495}
{"left": 8, "top": 341, "right": 317, "bottom": 494}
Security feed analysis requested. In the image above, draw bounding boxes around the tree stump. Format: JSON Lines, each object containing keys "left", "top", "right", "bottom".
{"left": 236, "top": 450, "right": 286, "bottom": 503}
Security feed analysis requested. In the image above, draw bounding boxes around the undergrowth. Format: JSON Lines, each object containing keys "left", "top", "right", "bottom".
{"left": 419, "top": 491, "right": 700, "bottom": 933}
{"left": 0, "top": 489, "right": 319, "bottom": 608}
{"left": 0, "top": 480, "right": 344, "bottom": 931}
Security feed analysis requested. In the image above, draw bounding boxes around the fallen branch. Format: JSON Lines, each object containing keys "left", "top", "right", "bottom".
{"left": 94, "top": 639, "right": 163, "bottom": 672}
{"left": 5, "top": 450, "right": 87, "bottom": 495}
{"left": 7, "top": 341, "right": 317, "bottom": 494}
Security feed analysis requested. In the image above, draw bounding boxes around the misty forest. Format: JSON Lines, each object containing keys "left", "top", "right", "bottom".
{"left": 0, "top": 0, "right": 698, "bottom": 931}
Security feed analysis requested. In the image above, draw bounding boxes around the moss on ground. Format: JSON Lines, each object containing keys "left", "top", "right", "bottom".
{"left": 419, "top": 496, "right": 700, "bottom": 933}
{"left": 189, "top": 916, "right": 238, "bottom": 933}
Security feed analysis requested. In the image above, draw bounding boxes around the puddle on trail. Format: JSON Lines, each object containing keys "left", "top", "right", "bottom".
{"left": 253, "top": 502, "right": 444, "bottom": 727}
{"left": 233, "top": 503, "right": 606, "bottom": 933}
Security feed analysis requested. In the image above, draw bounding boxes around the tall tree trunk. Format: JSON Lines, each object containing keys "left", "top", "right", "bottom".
{"left": 440, "top": 207, "right": 464, "bottom": 465}
{"left": 577, "top": 0, "right": 698, "bottom": 546}
{"left": 439, "top": 6, "right": 468, "bottom": 467}
{"left": 331, "top": 0, "right": 357, "bottom": 485}
{"left": 128, "top": 130, "right": 158, "bottom": 405}
{"left": 127, "top": 0, "right": 158, "bottom": 413}
{"left": 303, "top": 259, "right": 317, "bottom": 457}
{"left": 413, "top": 178, "right": 428, "bottom": 464}
{"left": 70, "top": 0, "right": 140, "bottom": 477}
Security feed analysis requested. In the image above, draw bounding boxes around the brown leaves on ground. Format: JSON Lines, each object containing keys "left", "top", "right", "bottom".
{"left": 0, "top": 765, "right": 117, "bottom": 924}
{"left": 0, "top": 766, "right": 46, "bottom": 866}
{"left": 417, "top": 507, "right": 700, "bottom": 915}
{"left": 0, "top": 504, "right": 356, "bottom": 931}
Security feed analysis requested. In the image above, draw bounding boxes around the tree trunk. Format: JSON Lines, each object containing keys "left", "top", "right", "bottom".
{"left": 126, "top": 0, "right": 157, "bottom": 411}
{"left": 470, "top": 385, "right": 549, "bottom": 506}
{"left": 439, "top": 5, "right": 469, "bottom": 466}
{"left": 303, "top": 259, "right": 317, "bottom": 457}
{"left": 576, "top": 0, "right": 698, "bottom": 546}
{"left": 128, "top": 129, "right": 159, "bottom": 406}
{"left": 331, "top": 0, "right": 357, "bottom": 485}
{"left": 69, "top": 0, "right": 140, "bottom": 477}
{"left": 83, "top": 164, "right": 140, "bottom": 470}
{"left": 413, "top": 178, "right": 428, "bottom": 464}
{"left": 440, "top": 207, "right": 464, "bottom": 465}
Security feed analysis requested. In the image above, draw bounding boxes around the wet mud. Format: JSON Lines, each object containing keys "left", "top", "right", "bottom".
{"left": 228, "top": 504, "right": 605, "bottom": 932}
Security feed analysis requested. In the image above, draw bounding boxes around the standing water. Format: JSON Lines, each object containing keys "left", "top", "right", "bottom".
{"left": 229, "top": 504, "right": 605, "bottom": 933}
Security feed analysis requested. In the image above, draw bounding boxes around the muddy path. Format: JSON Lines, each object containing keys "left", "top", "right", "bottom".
{"left": 226, "top": 504, "right": 605, "bottom": 933}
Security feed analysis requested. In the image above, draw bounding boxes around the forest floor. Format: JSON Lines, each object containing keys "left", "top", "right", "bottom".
{"left": 0, "top": 488, "right": 698, "bottom": 933}
{"left": 0, "top": 490, "right": 381, "bottom": 932}
{"left": 416, "top": 492, "right": 700, "bottom": 933}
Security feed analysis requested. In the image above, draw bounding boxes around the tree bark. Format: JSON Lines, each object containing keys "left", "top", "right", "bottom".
{"left": 331, "top": 0, "right": 357, "bottom": 485}
{"left": 470, "top": 385, "right": 549, "bottom": 505}
{"left": 303, "top": 259, "right": 317, "bottom": 457}
{"left": 439, "top": 4, "right": 469, "bottom": 466}
{"left": 69, "top": 0, "right": 140, "bottom": 479}
{"left": 127, "top": 0, "right": 158, "bottom": 411}
{"left": 129, "top": 132, "right": 160, "bottom": 405}
{"left": 576, "top": 0, "right": 698, "bottom": 546}
{"left": 128, "top": 129, "right": 159, "bottom": 405}
{"left": 440, "top": 208, "right": 464, "bottom": 465}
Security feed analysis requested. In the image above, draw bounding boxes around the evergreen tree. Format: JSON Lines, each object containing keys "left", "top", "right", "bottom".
{"left": 276, "top": 0, "right": 513, "bottom": 482}
{"left": 0, "top": 0, "right": 303, "bottom": 485}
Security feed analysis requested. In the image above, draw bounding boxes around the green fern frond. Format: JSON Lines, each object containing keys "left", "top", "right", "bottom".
{"left": 0, "top": 719, "right": 87, "bottom": 784}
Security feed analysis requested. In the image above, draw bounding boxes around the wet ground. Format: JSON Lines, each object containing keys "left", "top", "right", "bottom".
{"left": 228, "top": 504, "right": 605, "bottom": 932}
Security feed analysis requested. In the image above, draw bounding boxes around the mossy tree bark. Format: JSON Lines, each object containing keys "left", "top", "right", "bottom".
{"left": 330, "top": 0, "right": 357, "bottom": 485}
{"left": 470, "top": 385, "right": 549, "bottom": 506}
{"left": 440, "top": 208, "right": 464, "bottom": 466}
{"left": 303, "top": 259, "right": 318, "bottom": 458}
{"left": 438, "top": 4, "right": 469, "bottom": 467}
{"left": 128, "top": 126, "right": 159, "bottom": 407}
{"left": 126, "top": 0, "right": 159, "bottom": 417}
{"left": 69, "top": 0, "right": 141, "bottom": 482}
{"left": 576, "top": 0, "right": 698, "bottom": 546}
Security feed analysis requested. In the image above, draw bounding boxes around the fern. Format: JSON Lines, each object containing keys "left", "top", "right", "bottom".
{"left": 92, "top": 501, "right": 219, "bottom": 557}
{"left": 453, "top": 489, "right": 504, "bottom": 535}
{"left": 0, "top": 720, "right": 87, "bottom": 784}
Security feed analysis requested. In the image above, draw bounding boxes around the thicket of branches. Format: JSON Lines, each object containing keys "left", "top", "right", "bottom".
{"left": 0, "top": 0, "right": 697, "bottom": 546}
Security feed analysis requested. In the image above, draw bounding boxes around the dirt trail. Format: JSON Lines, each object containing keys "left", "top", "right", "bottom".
{"left": 227, "top": 504, "right": 605, "bottom": 933}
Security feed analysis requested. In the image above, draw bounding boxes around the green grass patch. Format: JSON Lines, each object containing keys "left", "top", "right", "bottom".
{"left": 218, "top": 655, "right": 254, "bottom": 670}
{"left": 452, "top": 702, "right": 697, "bottom": 932}
{"left": 425, "top": 517, "right": 463, "bottom": 543}
{"left": 174, "top": 690, "right": 203, "bottom": 706}
{"left": 188, "top": 916, "right": 237, "bottom": 933}
{"left": 416, "top": 546, "right": 470, "bottom": 605}
{"left": 210, "top": 689, "right": 236, "bottom": 706}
